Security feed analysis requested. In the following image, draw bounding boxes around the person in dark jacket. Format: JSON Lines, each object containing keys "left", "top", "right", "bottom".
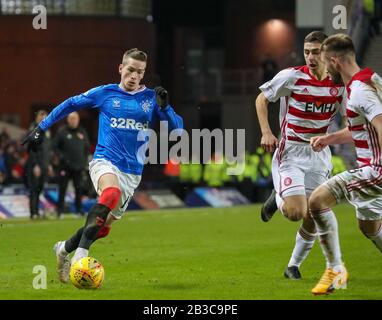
{"left": 25, "top": 109, "right": 52, "bottom": 219}
{"left": 53, "top": 111, "right": 90, "bottom": 218}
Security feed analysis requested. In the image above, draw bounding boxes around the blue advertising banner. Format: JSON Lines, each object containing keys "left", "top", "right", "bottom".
{"left": 186, "top": 188, "right": 250, "bottom": 208}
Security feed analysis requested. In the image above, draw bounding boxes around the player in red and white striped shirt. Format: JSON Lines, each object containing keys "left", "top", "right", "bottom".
{"left": 255, "top": 31, "right": 346, "bottom": 279}
{"left": 309, "top": 34, "right": 382, "bottom": 295}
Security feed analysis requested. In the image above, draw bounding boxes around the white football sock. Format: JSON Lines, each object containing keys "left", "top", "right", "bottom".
{"left": 311, "top": 209, "right": 343, "bottom": 268}
{"left": 72, "top": 248, "right": 89, "bottom": 264}
{"left": 288, "top": 226, "right": 316, "bottom": 268}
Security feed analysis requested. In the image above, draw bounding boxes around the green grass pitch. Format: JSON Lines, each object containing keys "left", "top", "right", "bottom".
{"left": 0, "top": 204, "right": 381, "bottom": 300}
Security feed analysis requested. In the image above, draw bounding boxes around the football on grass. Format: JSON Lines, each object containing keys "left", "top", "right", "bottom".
{"left": 70, "top": 257, "right": 104, "bottom": 289}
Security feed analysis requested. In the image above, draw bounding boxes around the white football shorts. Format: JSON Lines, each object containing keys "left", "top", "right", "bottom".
{"left": 272, "top": 140, "right": 332, "bottom": 198}
{"left": 322, "top": 165, "right": 382, "bottom": 221}
{"left": 89, "top": 159, "right": 141, "bottom": 219}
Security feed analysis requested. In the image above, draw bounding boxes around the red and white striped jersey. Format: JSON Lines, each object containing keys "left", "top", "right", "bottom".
{"left": 346, "top": 68, "right": 382, "bottom": 169}
{"left": 260, "top": 65, "right": 345, "bottom": 143}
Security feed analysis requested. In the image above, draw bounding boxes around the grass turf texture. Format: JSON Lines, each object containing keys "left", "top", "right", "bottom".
{"left": 0, "top": 204, "right": 380, "bottom": 300}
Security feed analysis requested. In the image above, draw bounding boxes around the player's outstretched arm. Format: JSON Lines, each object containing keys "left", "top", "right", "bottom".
{"left": 39, "top": 92, "right": 100, "bottom": 132}
{"left": 21, "top": 98, "right": 77, "bottom": 150}
{"left": 255, "top": 92, "right": 278, "bottom": 153}
{"left": 21, "top": 87, "right": 103, "bottom": 150}
{"left": 310, "top": 127, "right": 353, "bottom": 152}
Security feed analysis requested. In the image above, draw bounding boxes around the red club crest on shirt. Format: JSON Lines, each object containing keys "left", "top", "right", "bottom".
{"left": 329, "top": 87, "right": 339, "bottom": 96}
{"left": 284, "top": 177, "right": 292, "bottom": 186}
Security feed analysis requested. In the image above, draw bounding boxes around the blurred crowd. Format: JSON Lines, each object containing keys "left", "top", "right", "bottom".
{"left": 164, "top": 148, "right": 274, "bottom": 202}
{"left": 0, "top": 128, "right": 28, "bottom": 185}
{"left": 0, "top": 123, "right": 352, "bottom": 206}
{"left": 0, "top": 127, "right": 92, "bottom": 188}
{"left": 162, "top": 148, "right": 351, "bottom": 203}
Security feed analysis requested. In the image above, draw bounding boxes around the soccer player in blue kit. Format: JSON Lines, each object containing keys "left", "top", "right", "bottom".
{"left": 21, "top": 48, "right": 183, "bottom": 283}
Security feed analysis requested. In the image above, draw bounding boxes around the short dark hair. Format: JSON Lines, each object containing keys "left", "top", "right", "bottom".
{"left": 321, "top": 33, "right": 355, "bottom": 56}
{"left": 34, "top": 109, "right": 47, "bottom": 119}
{"left": 122, "top": 48, "right": 147, "bottom": 64}
{"left": 304, "top": 31, "right": 328, "bottom": 44}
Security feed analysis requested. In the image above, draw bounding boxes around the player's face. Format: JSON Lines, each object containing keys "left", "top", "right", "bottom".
{"left": 321, "top": 52, "right": 343, "bottom": 85}
{"left": 119, "top": 57, "right": 146, "bottom": 92}
{"left": 303, "top": 42, "right": 323, "bottom": 72}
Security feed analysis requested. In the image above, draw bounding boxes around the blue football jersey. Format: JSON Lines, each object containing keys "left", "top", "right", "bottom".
{"left": 39, "top": 84, "right": 183, "bottom": 175}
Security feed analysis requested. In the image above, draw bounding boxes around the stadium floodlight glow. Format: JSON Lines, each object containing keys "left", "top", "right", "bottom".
{"left": 264, "top": 19, "right": 289, "bottom": 34}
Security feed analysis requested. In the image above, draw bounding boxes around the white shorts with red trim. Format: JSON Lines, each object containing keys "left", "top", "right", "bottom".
{"left": 322, "top": 165, "right": 382, "bottom": 220}
{"left": 272, "top": 140, "right": 332, "bottom": 198}
{"left": 89, "top": 159, "right": 141, "bottom": 219}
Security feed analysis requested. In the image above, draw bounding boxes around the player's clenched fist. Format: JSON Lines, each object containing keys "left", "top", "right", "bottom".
{"left": 154, "top": 86, "right": 169, "bottom": 109}
{"left": 21, "top": 126, "right": 44, "bottom": 151}
{"left": 261, "top": 132, "right": 278, "bottom": 153}
{"left": 310, "top": 135, "right": 328, "bottom": 152}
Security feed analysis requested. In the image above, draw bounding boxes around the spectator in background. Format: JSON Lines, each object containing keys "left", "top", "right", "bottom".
{"left": 47, "top": 152, "right": 61, "bottom": 184}
{"left": 203, "top": 152, "right": 227, "bottom": 187}
{"left": 0, "top": 149, "right": 6, "bottom": 185}
{"left": 4, "top": 142, "right": 25, "bottom": 184}
{"left": 0, "top": 128, "right": 10, "bottom": 145}
{"left": 25, "top": 110, "right": 52, "bottom": 219}
{"left": 178, "top": 154, "right": 203, "bottom": 200}
{"left": 4, "top": 143, "right": 17, "bottom": 183}
{"left": 53, "top": 111, "right": 90, "bottom": 218}
{"left": 163, "top": 156, "right": 180, "bottom": 190}
{"left": 0, "top": 172, "right": 5, "bottom": 185}
{"left": 188, "top": 156, "right": 203, "bottom": 190}
{"left": 373, "top": 0, "right": 382, "bottom": 34}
